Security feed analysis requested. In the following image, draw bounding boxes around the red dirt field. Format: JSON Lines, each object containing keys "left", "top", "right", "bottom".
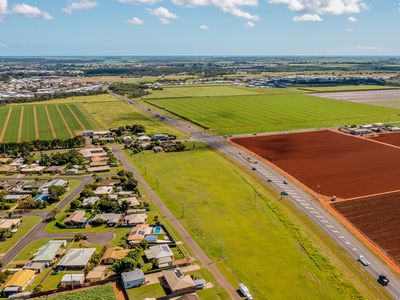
{"left": 370, "top": 132, "right": 400, "bottom": 147}
{"left": 232, "top": 130, "right": 400, "bottom": 199}
{"left": 333, "top": 192, "right": 400, "bottom": 265}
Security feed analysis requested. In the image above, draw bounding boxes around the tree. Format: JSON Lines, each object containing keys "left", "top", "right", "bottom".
{"left": 118, "top": 200, "right": 129, "bottom": 213}
{"left": 48, "top": 185, "right": 66, "bottom": 202}
{"left": 112, "top": 257, "right": 137, "bottom": 274}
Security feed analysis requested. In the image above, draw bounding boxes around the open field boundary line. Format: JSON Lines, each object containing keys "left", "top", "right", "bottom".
{"left": 333, "top": 130, "right": 400, "bottom": 151}
{"left": 343, "top": 188, "right": 400, "bottom": 202}
{"left": 56, "top": 105, "right": 74, "bottom": 138}
{"left": 0, "top": 107, "right": 12, "bottom": 143}
{"left": 66, "top": 104, "right": 85, "bottom": 130}
{"left": 44, "top": 105, "right": 56, "bottom": 139}
{"left": 17, "top": 106, "right": 24, "bottom": 143}
{"left": 33, "top": 106, "right": 39, "bottom": 140}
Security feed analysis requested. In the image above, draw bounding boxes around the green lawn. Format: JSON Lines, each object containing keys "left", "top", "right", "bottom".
{"left": 0, "top": 103, "right": 98, "bottom": 143}
{"left": 144, "top": 85, "right": 262, "bottom": 99}
{"left": 126, "top": 284, "right": 166, "bottom": 299}
{"left": 13, "top": 238, "right": 52, "bottom": 261}
{"left": 38, "top": 285, "right": 116, "bottom": 300}
{"left": 0, "top": 216, "right": 41, "bottom": 255}
{"left": 123, "top": 144, "right": 363, "bottom": 300}
{"left": 145, "top": 92, "right": 400, "bottom": 134}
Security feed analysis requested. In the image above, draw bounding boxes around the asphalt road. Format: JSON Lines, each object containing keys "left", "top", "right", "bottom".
{"left": 114, "top": 91, "right": 400, "bottom": 300}
{"left": 111, "top": 146, "right": 241, "bottom": 300}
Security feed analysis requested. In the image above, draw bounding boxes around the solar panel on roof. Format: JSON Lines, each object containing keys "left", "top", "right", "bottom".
{"left": 175, "top": 269, "right": 183, "bottom": 278}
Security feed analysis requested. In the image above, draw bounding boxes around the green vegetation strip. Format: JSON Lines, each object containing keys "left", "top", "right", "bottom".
{"left": 21, "top": 105, "right": 36, "bottom": 141}
{"left": 2, "top": 106, "right": 21, "bottom": 143}
{"left": 35, "top": 105, "right": 54, "bottom": 140}
{"left": 44, "top": 105, "right": 71, "bottom": 140}
{"left": 35, "top": 284, "right": 117, "bottom": 300}
{"left": 124, "top": 144, "right": 363, "bottom": 299}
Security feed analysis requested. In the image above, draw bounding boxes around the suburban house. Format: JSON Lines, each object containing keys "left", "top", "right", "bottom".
{"left": 94, "top": 186, "right": 113, "bottom": 196}
{"left": 128, "top": 224, "right": 152, "bottom": 244}
{"left": 65, "top": 168, "right": 79, "bottom": 175}
{"left": 39, "top": 179, "right": 69, "bottom": 194}
{"left": 87, "top": 166, "right": 111, "bottom": 173}
{"left": 64, "top": 210, "right": 87, "bottom": 228}
{"left": 162, "top": 268, "right": 196, "bottom": 294}
{"left": 101, "top": 247, "right": 130, "bottom": 265}
{"left": 23, "top": 262, "right": 46, "bottom": 273}
{"left": 92, "top": 213, "right": 121, "bottom": 227}
{"left": 60, "top": 274, "right": 85, "bottom": 287}
{"left": 0, "top": 219, "right": 22, "bottom": 231}
{"left": 32, "top": 240, "right": 67, "bottom": 266}
{"left": 145, "top": 245, "right": 174, "bottom": 268}
{"left": 120, "top": 197, "right": 140, "bottom": 208}
{"left": 2, "top": 270, "right": 36, "bottom": 296}
{"left": 44, "top": 166, "right": 65, "bottom": 174}
{"left": 122, "top": 213, "right": 148, "bottom": 226}
{"left": 121, "top": 269, "right": 145, "bottom": 289}
{"left": 80, "top": 148, "right": 108, "bottom": 159}
{"left": 86, "top": 266, "right": 106, "bottom": 283}
{"left": 137, "top": 135, "right": 151, "bottom": 143}
{"left": 82, "top": 196, "right": 100, "bottom": 207}
{"left": 20, "top": 165, "right": 46, "bottom": 174}
{"left": 57, "top": 248, "right": 96, "bottom": 270}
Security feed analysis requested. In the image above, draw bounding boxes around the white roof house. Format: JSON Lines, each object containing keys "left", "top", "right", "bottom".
{"left": 145, "top": 245, "right": 174, "bottom": 268}
{"left": 57, "top": 248, "right": 96, "bottom": 269}
{"left": 33, "top": 240, "right": 67, "bottom": 263}
{"left": 82, "top": 196, "right": 100, "bottom": 206}
{"left": 94, "top": 186, "right": 113, "bottom": 196}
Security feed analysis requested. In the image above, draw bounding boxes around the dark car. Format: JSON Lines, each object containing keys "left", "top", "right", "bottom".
{"left": 378, "top": 275, "right": 389, "bottom": 286}
{"left": 252, "top": 167, "right": 257, "bottom": 171}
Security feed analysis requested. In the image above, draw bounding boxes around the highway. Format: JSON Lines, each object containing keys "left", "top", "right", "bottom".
{"left": 113, "top": 91, "right": 400, "bottom": 299}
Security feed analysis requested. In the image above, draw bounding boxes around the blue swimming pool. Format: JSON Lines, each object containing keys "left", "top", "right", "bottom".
{"left": 153, "top": 226, "right": 162, "bottom": 234}
{"left": 35, "top": 194, "right": 49, "bottom": 202}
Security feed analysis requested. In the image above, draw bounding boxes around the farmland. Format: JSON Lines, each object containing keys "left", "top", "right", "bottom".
{"left": 124, "top": 143, "right": 364, "bottom": 300}
{"left": 301, "top": 85, "right": 398, "bottom": 92}
{"left": 0, "top": 103, "right": 98, "bottom": 143}
{"left": 145, "top": 92, "right": 400, "bottom": 135}
{"left": 232, "top": 130, "right": 400, "bottom": 199}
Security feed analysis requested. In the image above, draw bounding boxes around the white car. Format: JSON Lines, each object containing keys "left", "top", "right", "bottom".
{"left": 358, "top": 255, "right": 369, "bottom": 266}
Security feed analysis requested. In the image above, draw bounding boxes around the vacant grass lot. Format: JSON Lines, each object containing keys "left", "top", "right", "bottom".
{"left": 38, "top": 283, "right": 116, "bottom": 299}
{"left": 146, "top": 92, "right": 400, "bottom": 134}
{"left": 0, "top": 216, "right": 41, "bottom": 255}
{"left": 144, "top": 85, "right": 262, "bottom": 99}
{"left": 0, "top": 103, "right": 98, "bottom": 143}
{"left": 124, "top": 144, "right": 363, "bottom": 300}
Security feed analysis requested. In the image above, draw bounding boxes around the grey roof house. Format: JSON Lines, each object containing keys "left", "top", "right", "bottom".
{"left": 121, "top": 269, "right": 145, "bottom": 289}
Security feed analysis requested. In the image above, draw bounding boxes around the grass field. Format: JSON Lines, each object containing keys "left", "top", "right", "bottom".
{"left": 145, "top": 92, "right": 400, "bottom": 134}
{"left": 13, "top": 238, "right": 52, "bottom": 261}
{"left": 301, "top": 85, "right": 398, "bottom": 92}
{"left": 38, "top": 284, "right": 116, "bottom": 299}
{"left": 0, "top": 216, "right": 41, "bottom": 255}
{"left": 124, "top": 144, "right": 365, "bottom": 300}
{"left": 0, "top": 103, "right": 98, "bottom": 143}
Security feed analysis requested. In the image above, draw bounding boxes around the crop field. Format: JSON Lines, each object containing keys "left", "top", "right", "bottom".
{"left": 314, "top": 89, "right": 400, "bottom": 105}
{"left": 301, "top": 85, "right": 397, "bottom": 92}
{"left": 333, "top": 192, "right": 400, "bottom": 264}
{"left": 143, "top": 85, "right": 263, "bottom": 99}
{"left": 233, "top": 130, "right": 400, "bottom": 199}
{"left": 0, "top": 103, "right": 98, "bottom": 143}
{"left": 146, "top": 92, "right": 400, "bottom": 135}
{"left": 125, "top": 143, "right": 364, "bottom": 300}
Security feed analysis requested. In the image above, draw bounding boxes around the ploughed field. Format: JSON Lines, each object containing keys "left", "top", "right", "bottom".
{"left": 370, "top": 132, "right": 400, "bottom": 147}
{"left": 233, "top": 130, "right": 400, "bottom": 199}
{"left": 333, "top": 192, "right": 400, "bottom": 264}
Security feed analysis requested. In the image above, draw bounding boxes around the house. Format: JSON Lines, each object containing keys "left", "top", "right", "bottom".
{"left": 137, "top": 135, "right": 151, "bottom": 143}
{"left": 60, "top": 274, "right": 85, "bottom": 287}
{"left": 153, "top": 134, "right": 171, "bottom": 141}
{"left": 57, "top": 248, "right": 96, "bottom": 269}
{"left": 20, "top": 165, "right": 46, "bottom": 174}
{"left": 145, "top": 245, "right": 174, "bottom": 268}
{"left": 87, "top": 166, "right": 111, "bottom": 173}
{"left": 64, "top": 210, "right": 87, "bottom": 228}
{"left": 23, "top": 262, "right": 46, "bottom": 273}
{"left": 121, "top": 269, "right": 145, "bottom": 289}
{"left": 128, "top": 224, "right": 152, "bottom": 243}
{"left": 80, "top": 148, "right": 108, "bottom": 159}
{"left": 0, "top": 157, "right": 12, "bottom": 164}
{"left": 162, "top": 268, "right": 195, "bottom": 294}
{"left": 32, "top": 240, "right": 67, "bottom": 266}
{"left": 82, "top": 196, "right": 100, "bottom": 207}
{"left": 0, "top": 165, "right": 16, "bottom": 173}
{"left": 122, "top": 136, "right": 133, "bottom": 145}
{"left": 101, "top": 247, "right": 130, "bottom": 264}
{"left": 44, "top": 166, "right": 65, "bottom": 174}
{"left": 94, "top": 186, "right": 113, "bottom": 196}
{"left": 4, "top": 195, "right": 29, "bottom": 202}
{"left": 118, "top": 191, "right": 132, "bottom": 198}
{"left": 2, "top": 270, "right": 36, "bottom": 296}
{"left": 122, "top": 214, "right": 147, "bottom": 226}
{"left": 86, "top": 266, "right": 106, "bottom": 283}
{"left": 89, "top": 161, "right": 108, "bottom": 167}
{"left": 65, "top": 168, "right": 79, "bottom": 175}
{"left": 0, "top": 219, "right": 22, "bottom": 231}
{"left": 92, "top": 213, "right": 121, "bottom": 227}
{"left": 39, "top": 179, "right": 69, "bottom": 194}
{"left": 100, "top": 179, "right": 121, "bottom": 187}
{"left": 120, "top": 197, "right": 140, "bottom": 208}
{"left": 91, "top": 156, "right": 109, "bottom": 163}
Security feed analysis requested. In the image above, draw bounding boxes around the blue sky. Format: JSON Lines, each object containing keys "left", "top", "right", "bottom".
{"left": 0, "top": 0, "right": 399, "bottom": 56}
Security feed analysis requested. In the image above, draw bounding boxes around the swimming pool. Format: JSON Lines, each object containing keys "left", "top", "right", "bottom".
{"left": 153, "top": 226, "right": 162, "bottom": 234}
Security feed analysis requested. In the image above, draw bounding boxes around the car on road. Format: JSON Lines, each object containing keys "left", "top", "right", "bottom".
{"left": 358, "top": 255, "right": 369, "bottom": 266}
{"left": 378, "top": 275, "right": 389, "bottom": 286}
{"left": 52, "top": 269, "right": 60, "bottom": 275}
{"left": 283, "top": 180, "right": 288, "bottom": 185}
{"left": 267, "top": 179, "right": 272, "bottom": 182}
{"left": 252, "top": 167, "right": 257, "bottom": 171}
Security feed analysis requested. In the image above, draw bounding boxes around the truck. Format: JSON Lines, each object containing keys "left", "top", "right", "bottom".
{"left": 239, "top": 283, "right": 253, "bottom": 300}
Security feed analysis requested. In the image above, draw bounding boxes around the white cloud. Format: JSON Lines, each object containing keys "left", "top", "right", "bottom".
{"left": 269, "top": 0, "right": 367, "bottom": 18}
{"left": 118, "top": 0, "right": 159, "bottom": 5}
{"left": 199, "top": 24, "right": 209, "bottom": 29}
{"left": 244, "top": 20, "right": 255, "bottom": 28}
{"left": 11, "top": 3, "right": 53, "bottom": 19}
{"left": 62, "top": 0, "right": 98, "bottom": 14}
{"left": 293, "top": 13, "right": 322, "bottom": 22}
{"left": 348, "top": 16, "right": 357, "bottom": 22}
{"left": 125, "top": 16, "right": 144, "bottom": 25}
{"left": 172, "top": 0, "right": 259, "bottom": 21}
{"left": 149, "top": 6, "right": 177, "bottom": 24}
{"left": 0, "top": 0, "right": 7, "bottom": 14}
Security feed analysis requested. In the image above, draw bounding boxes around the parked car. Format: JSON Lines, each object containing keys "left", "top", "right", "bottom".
{"left": 358, "top": 255, "right": 369, "bottom": 266}
{"left": 378, "top": 275, "right": 389, "bottom": 286}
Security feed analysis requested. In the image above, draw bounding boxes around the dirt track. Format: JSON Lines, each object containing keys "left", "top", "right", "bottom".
{"left": 232, "top": 130, "right": 400, "bottom": 199}
{"left": 333, "top": 192, "right": 400, "bottom": 264}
